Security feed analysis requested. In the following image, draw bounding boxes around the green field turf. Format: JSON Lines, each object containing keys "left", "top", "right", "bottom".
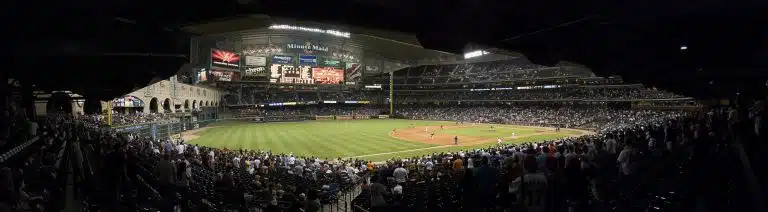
{"left": 186, "top": 119, "right": 579, "bottom": 161}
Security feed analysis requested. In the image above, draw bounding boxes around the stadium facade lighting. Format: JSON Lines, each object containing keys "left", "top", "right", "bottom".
{"left": 269, "top": 25, "right": 351, "bottom": 38}
{"left": 463, "top": 50, "right": 489, "bottom": 59}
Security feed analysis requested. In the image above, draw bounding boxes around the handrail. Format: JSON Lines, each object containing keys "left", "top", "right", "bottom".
{"left": 352, "top": 204, "right": 370, "bottom": 212}
{"left": 0, "top": 136, "right": 40, "bottom": 163}
{"left": 732, "top": 140, "right": 767, "bottom": 211}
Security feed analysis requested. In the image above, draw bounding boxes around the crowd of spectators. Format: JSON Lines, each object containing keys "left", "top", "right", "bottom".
{"left": 396, "top": 105, "right": 681, "bottom": 131}
{"left": 3, "top": 98, "right": 765, "bottom": 211}
{"left": 106, "top": 112, "right": 176, "bottom": 126}
{"left": 82, "top": 104, "right": 700, "bottom": 211}
{"left": 397, "top": 87, "right": 683, "bottom": 102}
{"left": 224, "top": 86, "right": 683, "bottom": 105}
{"left": 388, "top": 62, "right": 592, "bottom": 84}
{"left": 230, "top": 106, "right": 385, "bottom": 118}
{"left": 352, "top": 113, "right": 696, "bottom": 212}
{"left": 0, "top": 113, "right": 82, "bottom": 211}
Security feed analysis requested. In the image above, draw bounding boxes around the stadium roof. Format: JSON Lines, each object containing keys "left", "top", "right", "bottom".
{"left": 181, "top": 15, "right": 458, "bottom": 63}
{"left": 8, "top": 0, "right": 767, "bottom": 101}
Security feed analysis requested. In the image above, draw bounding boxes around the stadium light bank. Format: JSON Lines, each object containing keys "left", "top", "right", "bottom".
{"left": 464, "top": 50, "right": 489, "bottom": 59}
{"left": 268, "top": 25, "right": 351, "bottom": 38}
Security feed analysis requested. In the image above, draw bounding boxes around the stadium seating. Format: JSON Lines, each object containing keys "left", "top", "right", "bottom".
{"left": 4, "top": 96, "right": 760, "bottom": 212}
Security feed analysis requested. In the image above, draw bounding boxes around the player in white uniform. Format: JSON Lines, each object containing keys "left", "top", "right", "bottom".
{"left": 512, "top": 132, "right": 516, "bottom": 137}
{"left": 497, "top": 137, "right": 503, "bottom": 145}
{"left": 425, "top": 126, "right": 430, "bottom": 133}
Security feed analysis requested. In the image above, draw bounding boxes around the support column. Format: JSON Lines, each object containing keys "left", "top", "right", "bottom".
{"left": 21, "top": 82, "right": 35, "bottom": 120}
{"left": 389, "top": 71, "right": 394, "bottom": 116}
{"left": 0, "top": 70, "right": 8, "bottom": 126}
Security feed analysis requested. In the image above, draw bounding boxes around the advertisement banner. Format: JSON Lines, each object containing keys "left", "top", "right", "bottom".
{"left": 242, "top": 66, "right": 268, "bottom": 81}
{"left": 312, "top": 67, "right": 344, "bottom": 84}
{"left": 210, "top": 49, "right": 241, "bottom": 71}
{"left": 321, "top": 58, "right": 343, "bottom": 67}
{"left": 210, "top": 69, "right": 240, "bottom": 82}
{"left": 244, "top": 66, "right": 268, "bottom": 76}
{"left": 365, "top": 65, "right": 379, "bottom": 73}
{"left": 244, "top": 56, "right": 266, "bottom": 66}
{"left": 345, "top": 63, "right": 362, "bottom": 82}
{"left": 298, "top": 55, "right": 318, "bottom": 67}
{"left": 270, "top": 64, "right": 314, "bottom": 84}
{"left": 197, "top": 70, "right": 208, "bottom": 83}
{"left": 272, "top": 55, "right": 294, "bottom": 64}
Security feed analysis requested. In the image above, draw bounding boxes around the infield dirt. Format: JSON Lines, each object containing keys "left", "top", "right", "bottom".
{"left": 390, "top": 125, "right": 576, "bottom": 147}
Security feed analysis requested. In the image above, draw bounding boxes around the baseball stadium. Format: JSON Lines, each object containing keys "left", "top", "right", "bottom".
{"left": 114, "top": 19, "right": 672, "bottom": 163}
{"left": 56, "top": 18, "right": 701, "bottom": 211}
{"left": 9, "top": 10, "right": 765, "bottom": 212}
{"left": 70, "top": 18, "right": 703, "bottom": 211}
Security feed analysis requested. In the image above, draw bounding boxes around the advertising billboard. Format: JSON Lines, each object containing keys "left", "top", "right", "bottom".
{"left": 242, "top": 66, "right": 268, "bottom": 81}
{"left": 210, "top": 69, "right": 240, "bottom": 82}
{"left": 345, "top": 63, "right": 362, "bottom": 82}
{"left": 197, "top": 70, "right": 208, "bottom": 83}
{"left": 321, "top": 58, "right": 342, "bottom": 67}
{"left": 298, "top": 55, "right": 318, "bottom": 66}
{"left": 210, "top": 49, "right": 241, "bottom": 71}
{"left": 272, "top": 55, "right": 294, "bottom": 64}
{"left": 270, "top": 64, "right": 314, "bottom": 84}
{"left": 113, "top": 95, "right": 145, "bottom": 108}
{"left": 365, "top": 65, "right": 379, "bottom": 73}
{"left": 312, "top": 67, "right": 344, "bottom": 84}
{"left": 244, "top": 56, "right": 266, "bottom": 66}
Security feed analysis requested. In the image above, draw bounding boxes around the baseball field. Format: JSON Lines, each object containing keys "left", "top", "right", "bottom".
{"left": 184, "top": 119, "right": 590, "bottom": 162}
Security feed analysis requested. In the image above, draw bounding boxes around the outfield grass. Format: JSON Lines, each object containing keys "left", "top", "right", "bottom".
{"left": 187, "top": 119, "right": 579, "bottom": 161}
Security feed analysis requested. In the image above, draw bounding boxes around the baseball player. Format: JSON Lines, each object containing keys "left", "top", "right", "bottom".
{"left": 430, "top": 131, "right": 436, "bottom": 140}
{"left": 497, "top": 137, "right": 503, "bottom": 145}
{"left": 511, "top": 132, "right": 516, "bottom": 137}
{"left": 392, "top": 128, "right": 397, "bottom": 135}
{"left": 425, "top": 126, "right": 430, "bottom": 133}
{"left": 454, "top": 136, "right": 459, "bottom": 145}
{"left": 440, "top": 125, "right": 444, "bottom": 131}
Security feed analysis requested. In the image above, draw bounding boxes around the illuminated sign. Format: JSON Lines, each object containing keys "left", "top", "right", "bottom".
{"left": 463, "top": 50, "right": 489, "bottom": 59}
{"left": 211, "top": 49, "right": 241, "bottom": 70}
{"left": 312, "top": 67, "right": 344, "bottom": 84}
{"left": 244, "top": 56, "right": 266, "bottom": 66}
{"left": 272, "top": 55, "right": 294, "bottom": 64}
{"left": 269, "top": 25, "right": 351, "bottom": 38}
{"left": 287, "top": 42, "right": 329, "bottom": 54}
{"left": 298, "top": 55, "right": 318, "bottom": 66}
{"left": 270, "top": 64, "right": 314, "bottom": 84}
{"left": 322, "top": 59, "right": 342, "bottom": 67}
{"left": 345, "top": 63, "right": 362, "bottom": 82}
{"left": 244, "top": 67, "right": 267, "bottom": 76}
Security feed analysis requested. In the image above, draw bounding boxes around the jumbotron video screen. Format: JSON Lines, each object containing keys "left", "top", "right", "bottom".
{"left": 269, "top": 64, "right": 314, "bottom": 84}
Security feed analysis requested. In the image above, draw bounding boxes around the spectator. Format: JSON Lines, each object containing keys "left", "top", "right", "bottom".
{"left": 368, "top": 175, "right": 389, "bottom": 212}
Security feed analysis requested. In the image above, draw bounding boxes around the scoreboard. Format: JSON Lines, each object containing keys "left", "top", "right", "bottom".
{"left": 270, "top": 64, "right": 314, "bottom": 84}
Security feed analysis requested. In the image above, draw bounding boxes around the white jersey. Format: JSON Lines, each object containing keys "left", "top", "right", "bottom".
{"left": 511, "top": 173, "right": 548, "bottom": 212}
{"left": 497, "top": 138, "right": 503, "bottom": 144}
